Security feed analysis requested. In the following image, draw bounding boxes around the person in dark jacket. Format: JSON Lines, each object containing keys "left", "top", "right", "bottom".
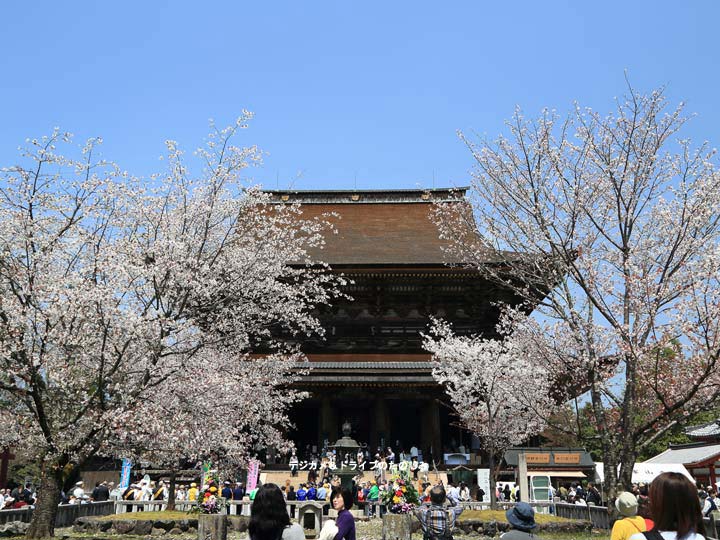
{"left": 331, "top": 487, "right": 356, "bottom": 540}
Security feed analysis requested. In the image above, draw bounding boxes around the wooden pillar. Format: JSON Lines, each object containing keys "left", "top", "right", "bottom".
{"left": 711, "top": 463, "right": 717, "bottom": 488}
{"left": 372, "top": 397, "right": 389, "bottom": 451}
{"left": 422, "top": 400, "right": 442, "bottom": 465}
{"left": 0, "top": 448, "right": 15, "bottom": 488}
{"left": 320, "top": 398, "right": 337, "bottom": 446}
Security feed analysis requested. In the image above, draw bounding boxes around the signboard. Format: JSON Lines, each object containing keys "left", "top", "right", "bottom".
{"left": 525, "top": 453, "right": 550, "bottom": 464}
{"left": 555, "top": 453, "right": 580, "bottom": 464}
{"left": 119, "top": 458, "right": 132, "bottom": 489}
{"left": 246, "top": 459, "right": 260, "bottom": 492}
{"left": 476, "top": 469, "right": 491, "bottom": 502}
{"left": 530, "top": 475, "right": 551, "bottom": 502}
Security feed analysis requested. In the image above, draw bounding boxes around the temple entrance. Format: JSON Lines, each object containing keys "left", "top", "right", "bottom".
{"left": 338, "top": 404, "right": 371, "bottom": 447}
{"left": 288, "top": 401, "right": 320, "bottom": 456}
{"left": 389, "top": 399, "right": 423, "bottom": 455}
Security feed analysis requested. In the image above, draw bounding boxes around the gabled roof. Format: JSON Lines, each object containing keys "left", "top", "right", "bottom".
{"left": 266, "top": 188, "right": 496, "bottom": 266}
{"left": 686, "top": 420, "right": 720, "bottom": 439}
{"left": 644, "top": 443, "right": 720, "bottom": 467}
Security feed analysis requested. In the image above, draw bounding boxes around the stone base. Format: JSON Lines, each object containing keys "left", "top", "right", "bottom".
{"left": 198, "top": 514, "right": 227, "bottom": 540}
{"left": 382, "top": 513, "right": 413, "bottom": 540}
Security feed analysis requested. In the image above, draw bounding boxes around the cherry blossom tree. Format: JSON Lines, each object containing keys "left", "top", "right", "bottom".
{"left": 434, "top": 85, "right": 720, "bottom": 499}
{"left": 424, "top": 319, "right": 555, "bottom": 507}
{"left": 115, "top": 349, "right": 309, "bottom": 509}
{"left": 0, "top": 117, "right": 343, "bottom": 537}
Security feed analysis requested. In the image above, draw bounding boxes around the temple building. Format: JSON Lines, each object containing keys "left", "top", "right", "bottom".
{"left": 266, "top": 187, "right": 528, "bottom": 463}
{"left": 644, "top": 419, "right": 720, "bottom": 486}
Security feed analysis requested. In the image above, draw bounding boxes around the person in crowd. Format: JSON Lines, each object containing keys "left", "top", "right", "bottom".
{"left": 187, "top": 482, "right": 199, "bottom": 502}
{"left": 233, "top": 482, "right": 245, "bottom": 501}
{"left": 91, "top": 481, "right": 110, "bottom": 502}
{"left": 501, "top": 502, "right": 542, "bottom": 539}
{"left": 629, "top": 472, "right": 706, "bottom": 540}
{"left": 331, "top": 486, "right": 356, "bottom": 540}
{"left": 221, "top": 481, "right": 233, "bottom": 500}
{"left": 586, "top": 482, "right": 601, "bottom": 506}
{"left": 307, "top": 482, "right": 317, "bottom": 501}
{"left": 317, "top": 482, "right": 328, "bottom": 502}
{"left": 154, "top": 481, "right": 168, "bottom": 501}
{"left": 458, "top": 482, "right": 471, "bottom": 502}
{"left": 72, "top": 481, "right": 86, "bottom": 501}
{"left": 611, "top": 492, "right": 646, "bottom": 540}
{"left": 289, "top": 450, "right": 299, "bottom": 477}
{"left": 414, "top": 484, "right": 463, "bottom": 540}
{"left": 249, "top": 484, "right": 304, "bottom": 540}
{"left": 367, "top": 480, "right": 380, "bottom": 517}
{"left": 410, "top": 457, "right": 420, "bottom": 481}
{"left": 699, "top": 490, "right": 717, "bottom": 517}
{"left": 707, "top": 487, "right": 720, "bottom": 513}
{"left": 296, "top": 483, "right": 307, "bottom": 501}
{"left": 503, "top": 484, "right": 512, "bottom": 502}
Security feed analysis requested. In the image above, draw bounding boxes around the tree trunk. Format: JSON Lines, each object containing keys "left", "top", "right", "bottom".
{"left": 26, "top": 465, "right": 63, "bottom": 539}
{"left": 618, "top": 450, "right": 636, "bottom": 493}
{"left": 488, "top": 450, "right": 497, "bottom": 510}
{"left": 166, "top": 469, "right": 177, "bottom": 511}
{"left": 601, "top": 451, "right": 620, "bottom": 512}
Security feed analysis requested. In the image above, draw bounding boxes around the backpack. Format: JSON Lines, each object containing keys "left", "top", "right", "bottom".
{"left": 706, "top": 497, "right": 718, "bottom": 516}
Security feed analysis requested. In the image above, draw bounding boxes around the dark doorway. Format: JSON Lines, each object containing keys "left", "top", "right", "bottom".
{"left": 338, "top": 403, "right": 371, "bottom": 446}
{"left": 288, "top": 401, "right": 319, "bottom": 456}
{"left": 390, "top": 399, "right": 422, "bottom": 453}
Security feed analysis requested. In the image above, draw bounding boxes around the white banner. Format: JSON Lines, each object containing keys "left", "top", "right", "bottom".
{"left": 476, "top": 468, "right": 491, "bottom": 502}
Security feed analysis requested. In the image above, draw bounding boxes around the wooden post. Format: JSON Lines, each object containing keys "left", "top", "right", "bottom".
{"left": 518, "top": 453, "right": 529, "bottom": 503}
{"left": 0, "top": 448, "right": 15, "bottom": 488}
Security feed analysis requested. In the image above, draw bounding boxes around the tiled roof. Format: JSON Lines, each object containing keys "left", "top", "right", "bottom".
{"left": 686, "top": 421, "right": 720, "bottom": 438}
{"left": 266, "top": 188, "right": 496, "bottom": 265}
{"left": 644, "top": 443, "right": 720, "bottom": 466}
{"left": 306, "top": 361, "right": 430, "bottom": 370}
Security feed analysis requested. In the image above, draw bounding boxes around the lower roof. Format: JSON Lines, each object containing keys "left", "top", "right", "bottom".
{"left": 644, "top": 443, "right": 720, "bottom": 467}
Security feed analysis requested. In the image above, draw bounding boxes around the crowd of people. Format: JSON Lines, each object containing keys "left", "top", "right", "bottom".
{"left": 610, "top": 472, "right": 710, "bottom": 540}
{"left": 0, "top": 483, "right": 34, "bottom": 509}
{"left": 2, "top": 467, "right": 716, "bottom": 540}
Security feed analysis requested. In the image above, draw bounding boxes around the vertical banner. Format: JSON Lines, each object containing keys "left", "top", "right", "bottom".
{"left": 119, "top": 459, "right": 132, "bottom": 489}
{"left": 476, "top": 469, "right": 491, "bottom": 502}
{"left": 202, "top": 462, "right": 213, "bottom": 487}
{"left": 246, "top": 459, "right": 260, "bottom": 492}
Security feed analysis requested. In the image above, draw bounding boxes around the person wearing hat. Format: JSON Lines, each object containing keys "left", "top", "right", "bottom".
{"left": 502, "top": 502, "right": 541, "bottom": 539}
{"left": 611, "top": 492, "right": 646, "bottom": 540}
{"left": 187, "top": 482, "right": 199, "bottom": 502}
{"left": 72, "top": 481, "right": 86, "bottom": 500}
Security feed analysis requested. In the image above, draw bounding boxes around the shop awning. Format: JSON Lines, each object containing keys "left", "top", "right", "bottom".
{"left": 528, "top": 470, "right": 586, "bottom": 478}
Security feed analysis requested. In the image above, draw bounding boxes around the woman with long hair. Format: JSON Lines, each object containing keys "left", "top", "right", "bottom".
{"left": 249, "top": 484, "right": 304, "bottom": 540}
{"left": 629, "top": 472, "right": 706, "bottom": 540}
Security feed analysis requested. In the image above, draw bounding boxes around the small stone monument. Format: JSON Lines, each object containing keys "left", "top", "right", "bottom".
{"left": 198, "top": 514, "right": 227, "bottom": 540}
{"left": 382, "top": 513, "right": 414, "bottom": 540}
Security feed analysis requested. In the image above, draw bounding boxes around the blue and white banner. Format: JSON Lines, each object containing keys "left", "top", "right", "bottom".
{"left": 119, "top": 458, "right": 132, "bottom": 489}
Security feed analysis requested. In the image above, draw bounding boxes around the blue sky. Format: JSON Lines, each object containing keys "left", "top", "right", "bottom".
{"left": 1, "top": 1, "right": 718, "bottom": 191}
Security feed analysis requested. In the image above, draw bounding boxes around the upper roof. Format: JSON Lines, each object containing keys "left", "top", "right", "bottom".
{"left": 265, "top": 187, "right": 490, "bottom": 266}
{"left": 686, "top": 420, "right": 720, "bottom": 439}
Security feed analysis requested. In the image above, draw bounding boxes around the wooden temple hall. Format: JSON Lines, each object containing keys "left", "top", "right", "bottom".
{"left": 267, "top": 188, "right": 524, "bottom": 462}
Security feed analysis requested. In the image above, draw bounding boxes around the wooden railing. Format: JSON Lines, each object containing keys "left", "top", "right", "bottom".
{"left": 554, "top": 502, "right": 610, "bottom": 529}
{"left": 0, "top": 501, "right": 115, "bottom": 527}
{"left": 0, "top": 498, "right": 615, "bottom": 531}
